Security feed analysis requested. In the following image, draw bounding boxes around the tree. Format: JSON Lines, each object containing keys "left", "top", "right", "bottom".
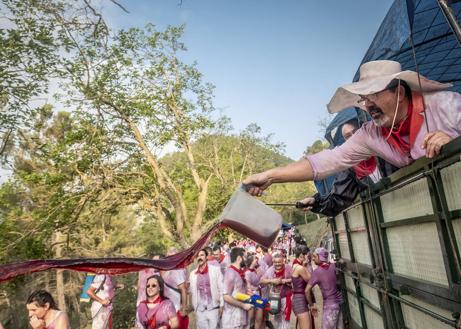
{"left": 0, "top": 0, "right": 125, "bottom": 160}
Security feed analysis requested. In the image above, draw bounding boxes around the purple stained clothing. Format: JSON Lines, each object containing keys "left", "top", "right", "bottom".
{"left": 196, "top": 271, "right": 212, "bottom": 310}
{"left": 244, "top": 270, "right": 260, "bottom": 291}
{"left": 162, "top": 269, "right": 187, "bottom": 311}
{"left": 137, "top": 299, "right": 177, "bottom": 328}
{"left": 309, "top": 263, "right": 343, "bottom": 307}
{"left": 322, "top": 303, "right": 344, "bottom": 329}
{"left": 306, "top": 91, "right": 461, "bottom": 180}
{"left": 261, "top": 264, "right": 293, "bottom": 298}
{"left": 137, "top": 268, "right": 159, "bottom": 306}
{"left": 291, "top": 276, "right": 308, "bottom": 315}
{"left": 222, "top": 266, "right": 248, "bottom": 328}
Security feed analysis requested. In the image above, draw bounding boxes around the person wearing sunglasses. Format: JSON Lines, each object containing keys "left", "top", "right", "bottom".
{"left": 137, "top": 275, "right": 178, "bottom": 329}
{"left": 243, "top": 60, "right": 461, "bottom": 197}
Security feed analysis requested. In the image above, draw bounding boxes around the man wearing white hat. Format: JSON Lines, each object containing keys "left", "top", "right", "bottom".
{"left": 243, "top": 60, "right": 461, "bottom": 196}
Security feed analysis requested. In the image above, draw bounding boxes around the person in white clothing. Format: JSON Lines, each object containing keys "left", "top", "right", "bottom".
{"left": 189, "top": 248, "right": 224, "bottom": 329}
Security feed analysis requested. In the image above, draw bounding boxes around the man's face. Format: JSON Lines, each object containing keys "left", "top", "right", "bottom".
{"left": 197, "top": 251, "right": 207, "bottom": 265}
{"left": 361, "top": 88, "right": 400, "bottom": 128}
{"left": 146, "top": 278, "right": 160, "bottom": 298}
{"left": 212, "top": 249, "right": 221, "bottom": 260}
{"left": 273, "top": 257, "right": 284, "bottom": 271}
{"left": 26, "top": 302, "right": 48, "bottom": 319}
{"left": 312, "top": 253, "right": 321, "bottom": 265}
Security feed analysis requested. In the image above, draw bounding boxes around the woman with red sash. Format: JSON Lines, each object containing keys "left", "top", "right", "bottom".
{"left": 137, "top": 275, "right": 178, "bottom": 329}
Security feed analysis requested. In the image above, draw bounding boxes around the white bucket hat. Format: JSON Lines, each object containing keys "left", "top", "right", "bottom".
{"left": 327, "top": 60, "right": 452, "bottom": 113}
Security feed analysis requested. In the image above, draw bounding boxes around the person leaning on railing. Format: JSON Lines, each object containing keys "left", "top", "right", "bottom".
{"left": 243, "top": 60, "right": 461, "bottom": 198}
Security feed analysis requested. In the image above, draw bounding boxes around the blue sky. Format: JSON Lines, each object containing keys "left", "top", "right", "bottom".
{"left": 103, "top": 0, "right": 394, "bottom": 159}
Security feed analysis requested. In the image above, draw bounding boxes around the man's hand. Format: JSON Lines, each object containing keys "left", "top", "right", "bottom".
{"left": 297, "top": 197, "right": 315, "bottom": 211}
{"left": 272, "top": 278, "right": 282, "bottom": 285}
{"left": 29, "top": 315, "right": 46, "bottom": 329}
{"left": 242, "top": 303, "right": 254, "bottom": 311}
{"left": 101, "top": 298, "right": 111, "bottom": 306}
{"left": 422, "top": 131, "right": 452, "bottom": 158}
{"left": 242, "top": 172, "right": 271, "bottom": 196}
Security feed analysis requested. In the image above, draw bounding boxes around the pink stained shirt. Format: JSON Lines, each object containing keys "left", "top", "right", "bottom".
{"left": 162, "top": 269, "right": 187, "bottom": 311}
{"left": 222, "top": 266, "right": 248, "bottom": 328}
{"left": 137, "top": 268, "right": 159, "bottom": 306}
{"left": 196, "top": 270, "right": 213, "bottom": 310}
{"left": 137, "top": 299, "right": 177, "bottom": 328}
{"left": 306, "top": 91, "right": 461, "bottom": 180}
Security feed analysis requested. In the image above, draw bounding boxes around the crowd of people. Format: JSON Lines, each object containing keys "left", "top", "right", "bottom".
{"left": 18, "top": 59, "right": 461, "bottom": 329}
{"left": 23, "top": 235, "right": 343, "bottom": 329}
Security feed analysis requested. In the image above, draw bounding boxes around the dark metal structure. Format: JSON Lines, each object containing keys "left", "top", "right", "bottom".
{"left": 332, "top": 136, "right": 461, "bottom": 329}
{"left": 330, "top": 1, "right": 461, "bottom": 327}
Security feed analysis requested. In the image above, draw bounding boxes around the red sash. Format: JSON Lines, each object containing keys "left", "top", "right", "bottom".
{"left": 275, "top": 267, "right": 292, "bottom": 321}
{"left": 381, "top": 91, "right": 425, "bottom": 157}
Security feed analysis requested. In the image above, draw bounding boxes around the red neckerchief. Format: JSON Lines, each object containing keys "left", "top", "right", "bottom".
{"left": 353, "top": 157, "right": 378, "bottom": 180}
{"left": 381, "top": 101, "right": 413, "bottom": 156}
{"left": 319, "top": 262, "right": 330, "bottom": 270}
{"left": 292, "top": 259, "right": 302, "bottom": 266}
{"left": 246, "top": 268, "right": 256, "bottom": 273}
{"left": 274, "top": 266, "right": 285, "bottom": 278}
{"left": 219, "top": 254, "right": 225, "bottom": 263}
{"left": 197, "top": 263, "right": 208, "bottom": 275}
{"left": 230, "top": 265, "right": 246, "bottom": 282}
{"left": 142, "top": 295, "right": 163, "bottom": 305}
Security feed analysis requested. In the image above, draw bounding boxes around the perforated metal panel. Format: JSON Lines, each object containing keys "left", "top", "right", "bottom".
{"left": 336, "top": 215, "right": 346, "bottom": 231}
{"left": 338, "top": 232, "right": 351, "bottom": 260}
{"left": 400, "top": 295, "right": 453, "bottom": 329}
{"left": 347, "top": 292, "right": 363, "bottom": 327}
{"left": 380, "top": 178, "right": 433, "bottom": 222}
{"left": 345, "top": 274, "right": 355, "bottom": 292}
{"left": 364, "top": 305, "right": 385, "bottom": 329}
{"left": 360, "top": 283, "right": 381, "bottom": 310}
{"left": 441, "top": 161, "right": 461, "bottom": 211}
{"left": 347, "top": 205, "right": 365, "bottom": 229}
{"left": 386, "top": 222, "right": 449, "bottom": 286}
{"left": 453, "top": 217, "right": 461, "bottom": 254}
{"left": 351, "top": 231, "right": 372, "bottom": 265}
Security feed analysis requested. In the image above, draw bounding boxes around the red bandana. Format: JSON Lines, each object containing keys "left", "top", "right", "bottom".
{"left": 353, "top": 157, "right": 378, "bottom": 180}
{"left": 230, "top": 265, "right": 246, "bottom": 282}
{"left": 381, "top": 101, "right": 413, "bottom": 156}
{"left": 197, "top": 263, "right": 208, "bottom": 275}
{"left": 275, "top": 267, "right": 285, "bottom": 278}
{"left": 292, "top": 259, "right": 302, "bottom": 266}
{"left": 319, "top": 262, "right": 330, "bottom": 270}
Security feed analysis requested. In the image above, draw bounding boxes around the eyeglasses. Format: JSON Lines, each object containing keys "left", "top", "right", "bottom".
{"left": 146, "top": 284, "right": 158, "bottom": 288}
{"left": 357, "top": 88, "right": 389, "bottom": 105}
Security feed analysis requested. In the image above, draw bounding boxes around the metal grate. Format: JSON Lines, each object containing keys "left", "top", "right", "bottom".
{"left": 336, "top": 215, "right": 346, "bottom": 231}
{"left": 345, "top": 274, "right": 356, "bottom": 292}
{"left": 386, "top": 222, "right": 449, "bottom": 286}
{"left": 452, "top": 217, "right": 461, "bottom": 255}
{"left": 347, "top": 205, "right": 365, "bottom": 229}
{"left": 360, "top": 283, "right": 381, "bottom": 310}
{"left": 364, "top": 305, "right": 385, "bottom": 329}
{"left": 380, "top": 178, "right": 433, "bottom": 222}
{"left": 441, "top": 161, "right": 461, "bottom": 211}
{"left": 351, "top": 232, "right": 372, "bottom": 265}
{"left": 337, "top": 232, "right": 351, "bottom": 260}
{"left": 347, "top": 292, "right": 363, "bottom": 327}
{"left": 400, "top": 294, "right": 453, "bottom": 329}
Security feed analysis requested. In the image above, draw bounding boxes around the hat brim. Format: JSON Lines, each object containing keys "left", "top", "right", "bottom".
{"left": 327, "top": 71, "right": 452, "bottom": 113}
